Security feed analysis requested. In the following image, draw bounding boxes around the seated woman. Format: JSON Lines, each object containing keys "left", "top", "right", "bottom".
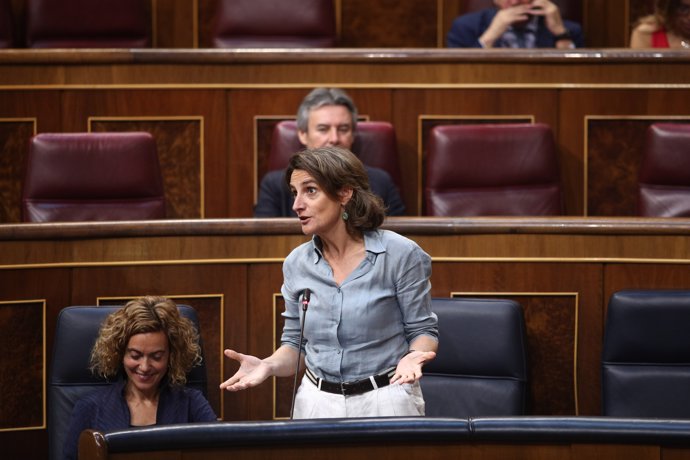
{"left": 63, "top": 296, "right": 216, "bottom": 460}
{"left": 630, "top": 0, "right": 690, "bottom": 48}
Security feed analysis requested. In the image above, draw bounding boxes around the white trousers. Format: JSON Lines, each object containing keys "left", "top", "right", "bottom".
{"left": 292, "top": 374, "right": 425, "bottom": 419}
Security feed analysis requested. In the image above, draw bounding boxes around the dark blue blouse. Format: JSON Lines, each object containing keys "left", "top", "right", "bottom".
{"left": 63, "top": 379, "right": 216, "bottom": 460}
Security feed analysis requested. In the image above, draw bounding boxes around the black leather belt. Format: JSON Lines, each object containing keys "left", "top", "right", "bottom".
{"left": 305, "top": 367, "right": 396, "bottom": 396}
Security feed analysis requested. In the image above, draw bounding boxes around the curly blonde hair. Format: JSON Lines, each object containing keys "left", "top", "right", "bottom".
{"left": 89, "top": 296, "right": 202, "bottom": 387}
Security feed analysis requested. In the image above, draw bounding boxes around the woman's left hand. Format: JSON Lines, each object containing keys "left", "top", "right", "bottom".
{"left": 390, "top": 350, "right": 437, "bottom": 384}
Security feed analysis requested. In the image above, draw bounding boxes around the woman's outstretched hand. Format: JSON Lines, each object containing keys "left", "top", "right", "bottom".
{"left": 390, "top": 350, "right": 437, "bottom": 385}
{"left": 219, "top": 349, "right": 273, "bottom": 391}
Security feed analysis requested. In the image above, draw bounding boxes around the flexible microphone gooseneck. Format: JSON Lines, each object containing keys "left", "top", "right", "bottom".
{"left": 289, "top": 288, "right": 310, "bottom": 420}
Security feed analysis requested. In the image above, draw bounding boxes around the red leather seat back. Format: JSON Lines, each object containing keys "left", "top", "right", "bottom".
{"left": 22, "top": 132, "right": 166, "bottom": 222}
{"left": 26, "top": 0, "right": 151, "bottom": 48}
{"left": 268, "top": 120, "right": 402, "bottom": 189}
{"left": 212, "top": 0, "right": 336, "bottom": 48}
{"left": 425, "top": 123, "right": 563, "bottom": 216}
{"left": 0, "top": 0, "right": 13, "bottom": 48}
{"left": 638, "top": 123, "right": 690, "bottom": 217}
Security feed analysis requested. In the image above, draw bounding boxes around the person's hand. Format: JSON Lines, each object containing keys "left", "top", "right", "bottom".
{"left": 480, "top": 4, "right": 534, "bottom": 47}
{"left": 390, "top": 350, "right": 437, "bottom": 384}
{"left": 219, "top": 349, "right": 272, "bottom": 391}
{"left": 527, "top": 0, "right": 566, "bottom": 36}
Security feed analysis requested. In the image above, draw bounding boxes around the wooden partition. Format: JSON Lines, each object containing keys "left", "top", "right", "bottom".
{"left": 3, "top": 49, "right": 690, "bottom": 222}
{"left": 2, "top": 217, "right": 690, "bottom": 457}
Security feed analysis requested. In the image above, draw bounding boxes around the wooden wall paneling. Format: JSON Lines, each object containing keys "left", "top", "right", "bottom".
{"left": 0, "top": 268, "right": 70, "bottom": 460}
{"left": 557, "top": 89, "right": 586, "bottom": 216}
{"left": 429, "top": 261, "right": 603, "bottom": 415}
{"left": 254, "top": 115, "right": 309, "bottom": 204}
{"left": 197, "top": 0, "right": 218, "bottom": 48}
{"left": 80, "top": 442, "right": 663, "bottom": 460}
{"left": 0, "top": 118, "right": 35, "bottom": 223}
{"left": 339, "top": 0, "right": 440, "bottom": 47}
{"left": 586, "top": 117, "right": 690, "bottom": 217}
{"left": 0, "top": 299, "right": 45, "bottom": 430}
{"left": 558, "top": 88, "right": 681, "bottom": 217}
{"left": 155, "top": 0, "right": 197, "bottom": 48}
{"left": 604, "top": 263, "right": 690, "bottom": 312}
{"left": 70, "top": 263, "right": 247, "bottom": 421}
{"left": 61, "top": 89, "right": 228, "bottom": 218}
{"left": 247, "top": 263, "right": 285, "bottom": 420}
{"left": 663, "top": 447, "right": 690, "bottom": 460}
{"left": 582, "top": 0, "right": 628, "bottom": 48}
{"left": 440, "top": 0, "right": 463, "bottom": 48}
{"left": 0, "top": 268, "right": 71, "bottom": 360}
{"left": 573, "top": 444, "right": 660, "bottom": 460}
{"left": 273, "top": 293, "right": 296, "bottom": 420}
{"left": 0, "top": 91, "right": 60, "bottom": 223}
{"left": 8, "top": 0, "right": 26, "bottom": 48}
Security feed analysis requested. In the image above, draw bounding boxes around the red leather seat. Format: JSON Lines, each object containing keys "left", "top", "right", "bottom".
{"left": 638, "top": 123, "right": 690, "bottom": 217}
{"left": 22, "top": 132, "right": 166, "bottom": 222}
{"left": 268, "top": 120, "right": 402, "bottom": 189}
{"left": 26, "top": 0, "right": 151, "bottom": 48}
{"left": 211, "top": 0, "right": 336, "bottom": 48}
{"left": 0, "top": 0, "right": 13, "bottom": 48}
{"left": 425, "top": 123, "right": 563, "bottom": 216}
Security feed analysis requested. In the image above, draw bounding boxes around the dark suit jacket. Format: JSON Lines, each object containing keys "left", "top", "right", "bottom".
{"left": 254, "top": 166, "right": 406, "bottom": 217}
{"left": 446, "top": 8, "right": 584, "bottom": 48}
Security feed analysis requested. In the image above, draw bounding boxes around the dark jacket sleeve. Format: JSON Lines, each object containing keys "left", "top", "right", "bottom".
{"left": 533, "top": 17, "right": 584, "bottom": 47}
{"left": 366, "top": 166, "right": 406, "bottom": 216}
{"left": 446, "top": 9, "right": 496, "bottom": 48}
{"left": 254, "top": 170, "right": 295, "bottom": 217}
{"left": 565, "top": 19, "right": 584, "bottom": 48}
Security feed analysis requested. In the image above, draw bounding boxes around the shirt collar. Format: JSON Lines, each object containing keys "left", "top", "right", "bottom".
{"left": 310, "top": 230, "right": 385, "bottom": 264}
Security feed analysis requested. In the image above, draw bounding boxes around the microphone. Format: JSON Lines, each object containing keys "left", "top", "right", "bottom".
{"left": 289, "top": 288, "right": 310, "bottom": 420}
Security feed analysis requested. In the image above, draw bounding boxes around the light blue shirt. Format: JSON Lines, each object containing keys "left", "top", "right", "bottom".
{"left": 280, "top": 229, "right": 438, "bottom": 382}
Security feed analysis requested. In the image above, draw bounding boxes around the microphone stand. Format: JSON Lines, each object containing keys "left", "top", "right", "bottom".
{"left": 289, "top": 288, "right": 310, "bottom": 420}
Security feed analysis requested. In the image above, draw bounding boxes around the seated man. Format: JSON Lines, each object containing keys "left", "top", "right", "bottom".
{"left": 447, "top": 0, "right": 584, "bottom": 49}
{"left": 254, "top": 88, "right": 405, "bottom": 217}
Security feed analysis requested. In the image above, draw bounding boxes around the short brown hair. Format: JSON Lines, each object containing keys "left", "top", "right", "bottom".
{"left": 286, "top": 146, "right": 386, "bottom": 237}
